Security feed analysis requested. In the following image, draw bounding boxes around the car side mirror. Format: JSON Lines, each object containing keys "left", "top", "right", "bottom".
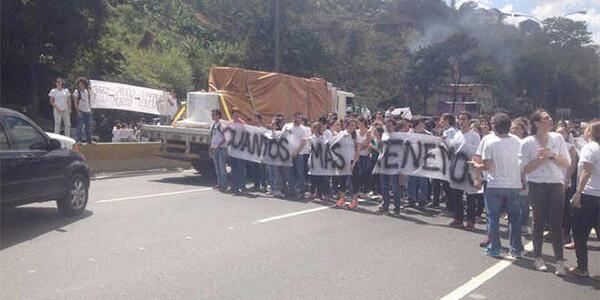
{"left": 48, "top": 139, "right": 62, "bottom": 150}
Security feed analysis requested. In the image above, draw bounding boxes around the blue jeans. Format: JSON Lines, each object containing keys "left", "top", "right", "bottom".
{"left": 380, "top": 174, "right": 401, "bottom": 211}
{"left": 520, "top": 194, "right": 530, "bottom": 228}
{"left": 247, "top": 161, "right": 265, "bottom": 187}
{"left": 485, "top": 187, "right": 523, "bottom": 255}
{"left": 266, "top": 165, "right": 282, "bottom": 193}
{"left": 285, "top": 155, "right": 305, "bottom": 195}
{"left": 77, "top": 111, "right": 92, "bottom": 142}
{"left": 358, "top": 155, "right": 370, "bottom": 193}
{"left": 407, "top": 176, "right": 430, "bottom": 205}
{"left": 212, "top": 148, "right": 227, "bottom": 188}
{"left": 230, "top": 157, "right": 246, "bottom": 191}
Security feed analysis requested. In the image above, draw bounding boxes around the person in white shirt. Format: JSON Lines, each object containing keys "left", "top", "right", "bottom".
{"left": 448, "top": 112, "right": 482, "bottom": 229}
{"left": 476, "top": 112, "right": 524, "bottom": 258}
{"left": 168, "top": 89, "right": 179, "bottom": 122}
{"left": 568, "top": 121, "right": 600, "bottom": 277}
{"left": 282, "top": 112, "right": 310, "bottom": 199}
{"left": 209, "top": 109, "right": 228, "bottom": 191}
{"left": 555, "top": 125, "right": 579, "bottom": 250}
{"left": 520, "top": 109, "right": 571, "bottom": 276}
{"left": 407, "top": 116, "right": 432, "bottom": 209}
{"left": 439, "top": 113, "right": 460, "bottom": 216}
{"left": 510, "top": 119, "right": 531, "bottom": 232}
{"left": 355, "top": 117, "right": 372, "bottom": 197}
{"left": 48, "top": 77, "right": 72, "bottom": 137}
{"left": 73, "top": 77, "right": 94, "bottom": 143}
{"left": 334, "top": 119, "right": 361, "bottom": 209}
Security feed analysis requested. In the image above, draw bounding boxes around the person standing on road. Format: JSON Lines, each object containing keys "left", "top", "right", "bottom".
{"left": 209, "top": 109, "right": 228, "bottom": 192}
{"left": 475, "top": 113, "right": 523, "bottom": 258}
{"left": 449, "top": 112, "right": 482, "bottom": 229}
{"left": 266, "top": 114, "right": 285, "bottom": 198}
{"left": 307, "top": 122, "right": 328, "bottom": 202}
{"left": 72, "top": 77, "right": 94, "bottom": 143}
{"left": 377, "top": 119, "right": 402, "bottom": 215}
{"left": 49, "top": 77, "right": 72, "bottom": 137}
{"left": 229, "top": 107, "right": 247, "bottom": 194}
{"left": 355, "top": 117, "right": 372, "bottom": 198}
{"left": 247, "top": 112, "right": 266, "bottom": 192}
{"left": 335, "top": 119, "right": 361, "bottom": 209}
{"left": 520, "top": 109, "right": 571, "bottom": 276}
{"left": 438, "top": 113, "right": 459, "bottom": 211}
{"left": 568, "top": 121, "right": 600, "bottom": 278}
{"left": 510, "top": 119, "right": 531, "bottom": 235}
{"left": 555, "top": 124, "right": 579, "bottom": 250}
{"left": 282, "top": 112, "right": 310, "bottom": 200}
{"left": 406, "top": 116, "right": 432, "bottom": 209}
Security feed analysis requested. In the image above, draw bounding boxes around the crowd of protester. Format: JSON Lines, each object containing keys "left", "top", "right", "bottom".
{"left": 209, "top": 106, "right": 600, "bottom": 278}
{"left": 111, "top": 121, "right": 149, "bottom": 142}
{"left": 48, "top": 77, "right": 95, "bottom": 143}
{"left": 48, "top": 76, "right": 176, "bottom": 143}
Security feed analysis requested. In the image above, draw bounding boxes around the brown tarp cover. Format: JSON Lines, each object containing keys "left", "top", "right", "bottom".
{"left": 208, "top": 67, "right": 331, "bottom": 122}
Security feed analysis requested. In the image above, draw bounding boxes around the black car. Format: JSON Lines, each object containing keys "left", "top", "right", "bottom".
{"left": 0, "top": 108, "right": 90, "bottom": 215}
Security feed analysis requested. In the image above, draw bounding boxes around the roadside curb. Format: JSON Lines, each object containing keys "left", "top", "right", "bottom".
{"left": 91, "top": 168, "right": 193, "bottom": 181}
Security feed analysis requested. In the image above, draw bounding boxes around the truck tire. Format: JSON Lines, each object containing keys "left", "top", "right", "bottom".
{"left": 57, "top": 173, "right": 89, "bottom": 216}
{"left": 191, "top": 160, "right": 214, "bottom": 173}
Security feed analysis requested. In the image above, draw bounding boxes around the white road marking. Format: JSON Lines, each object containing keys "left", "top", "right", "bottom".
{"left": 253, "top": 206, "right": 332, "bottom": 224}
{"left": 94, "top": 188, "right": 212, "bottom": 203}
{"left": 440, "top": 241, "right": 534, "bottom": 300}
{"left": 253, "top": 199, "right": 375, "bottom": 224}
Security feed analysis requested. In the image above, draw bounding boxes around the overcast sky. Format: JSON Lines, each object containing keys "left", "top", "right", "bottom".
{"left": 447, "top": 0, "right": 600, "bottom": 44}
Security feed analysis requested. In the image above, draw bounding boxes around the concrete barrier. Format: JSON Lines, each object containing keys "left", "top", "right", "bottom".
{"left": 81, "top": 142, "right": 190, "bottom": 174}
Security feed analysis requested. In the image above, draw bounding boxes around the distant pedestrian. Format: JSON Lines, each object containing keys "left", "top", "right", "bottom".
{"left": 282, "top": 112, "right": 310, "bottom": 199}
{"left": 229, "top": 107, "right": 247, "bottom": 194}
{"left": 210, "top": 109, "right": 228, "bottom": 192}
{"left": 448, "top": 112, "right": 481, "bottom": 229}
{"left": 73, "top": 77, "right": 94, "bottom": 143}
{"left": 377, "top": 119, "right": 402, "bottom": 215}
{"left": 49, "top": 77, "right": 72, "bottom": 137}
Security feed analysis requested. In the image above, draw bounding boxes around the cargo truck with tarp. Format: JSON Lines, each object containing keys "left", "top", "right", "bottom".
{"left": 141, "top": 67, "right": 355, "bottom": 171}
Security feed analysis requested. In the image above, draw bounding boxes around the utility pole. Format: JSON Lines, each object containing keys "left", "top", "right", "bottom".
{"left": 273, "top": 0, "right": 281, "bottom": 72}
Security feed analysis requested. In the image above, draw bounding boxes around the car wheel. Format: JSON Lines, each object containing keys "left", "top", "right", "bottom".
{"left": 57, "top": 173, "right": 89, "bottom": 216}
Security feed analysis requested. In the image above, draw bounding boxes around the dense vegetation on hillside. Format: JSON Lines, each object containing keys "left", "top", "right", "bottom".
{"left": 2, "top": 0, "right": 599, "bottom": 121}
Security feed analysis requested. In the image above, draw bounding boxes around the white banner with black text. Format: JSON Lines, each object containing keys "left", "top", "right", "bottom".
{"left": 222, "top": 123, "right": 479, "bottom": 192}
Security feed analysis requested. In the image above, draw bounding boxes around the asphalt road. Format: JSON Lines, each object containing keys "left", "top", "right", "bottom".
{"left": 1, "top": 170, "right": 599, "bottom": 299}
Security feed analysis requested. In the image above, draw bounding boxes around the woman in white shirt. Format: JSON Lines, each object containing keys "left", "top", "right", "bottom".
{"left": 48, "top": 77, "right": 72, "bottom": 137}
{"left": 568, "top": 121, "right": 600, "bottom": 277}
{"left": 520, "top": 109, "right": 571, "bottom": 275}
{"left": 510, "top": 120, "right": 530, "bottom": 231}
{"left": 73, "top": 77, "right": 94, "bottom": 143}
{"left": 334, "top": 119, "right": 360, "bottom": 209}
{"left": 355, "top": 117, "right": 371, "bottom": 197}
{"left": 555, "top": 125, "right": 579, "bottom": 250}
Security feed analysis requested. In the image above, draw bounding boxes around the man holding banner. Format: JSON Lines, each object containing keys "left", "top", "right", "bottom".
{"left": 448, "top": 112, "right": 482, "bottom": 229}
{"left": 282, "top": 112, "right": 310, "bottom": 199}
{"left": 210, "top": 109, "right": 228, "bottom": 191}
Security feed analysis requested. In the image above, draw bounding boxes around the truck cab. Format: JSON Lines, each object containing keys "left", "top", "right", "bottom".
{"left": 332, "top": 90, "right": 356, "bottom": 119}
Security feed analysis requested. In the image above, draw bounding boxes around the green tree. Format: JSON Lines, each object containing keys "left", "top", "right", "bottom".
{"left": 1, "top": 0, "right": 118, "bottom": 119}
{"left": 405, "top": 45, "right": 448, "bottom": 114}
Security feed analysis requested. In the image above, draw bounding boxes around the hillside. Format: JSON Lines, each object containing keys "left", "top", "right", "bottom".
{"left": 2, "top": 0, "right": 599, "bottom": 121}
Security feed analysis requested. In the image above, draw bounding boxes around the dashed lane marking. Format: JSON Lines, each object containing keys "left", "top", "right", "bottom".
{"left": 94, "top": 188, "right": 212, "bottom": 203}
{"left": 440, "top": 241, "right": 534, "bottom": 300}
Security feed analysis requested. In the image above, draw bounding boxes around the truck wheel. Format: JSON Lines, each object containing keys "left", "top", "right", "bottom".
{"left": 191, "top": 160, "right": 214, "bottom": 173}
{"left": 57, "top": 173, "right": 89, "bottom": 216}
